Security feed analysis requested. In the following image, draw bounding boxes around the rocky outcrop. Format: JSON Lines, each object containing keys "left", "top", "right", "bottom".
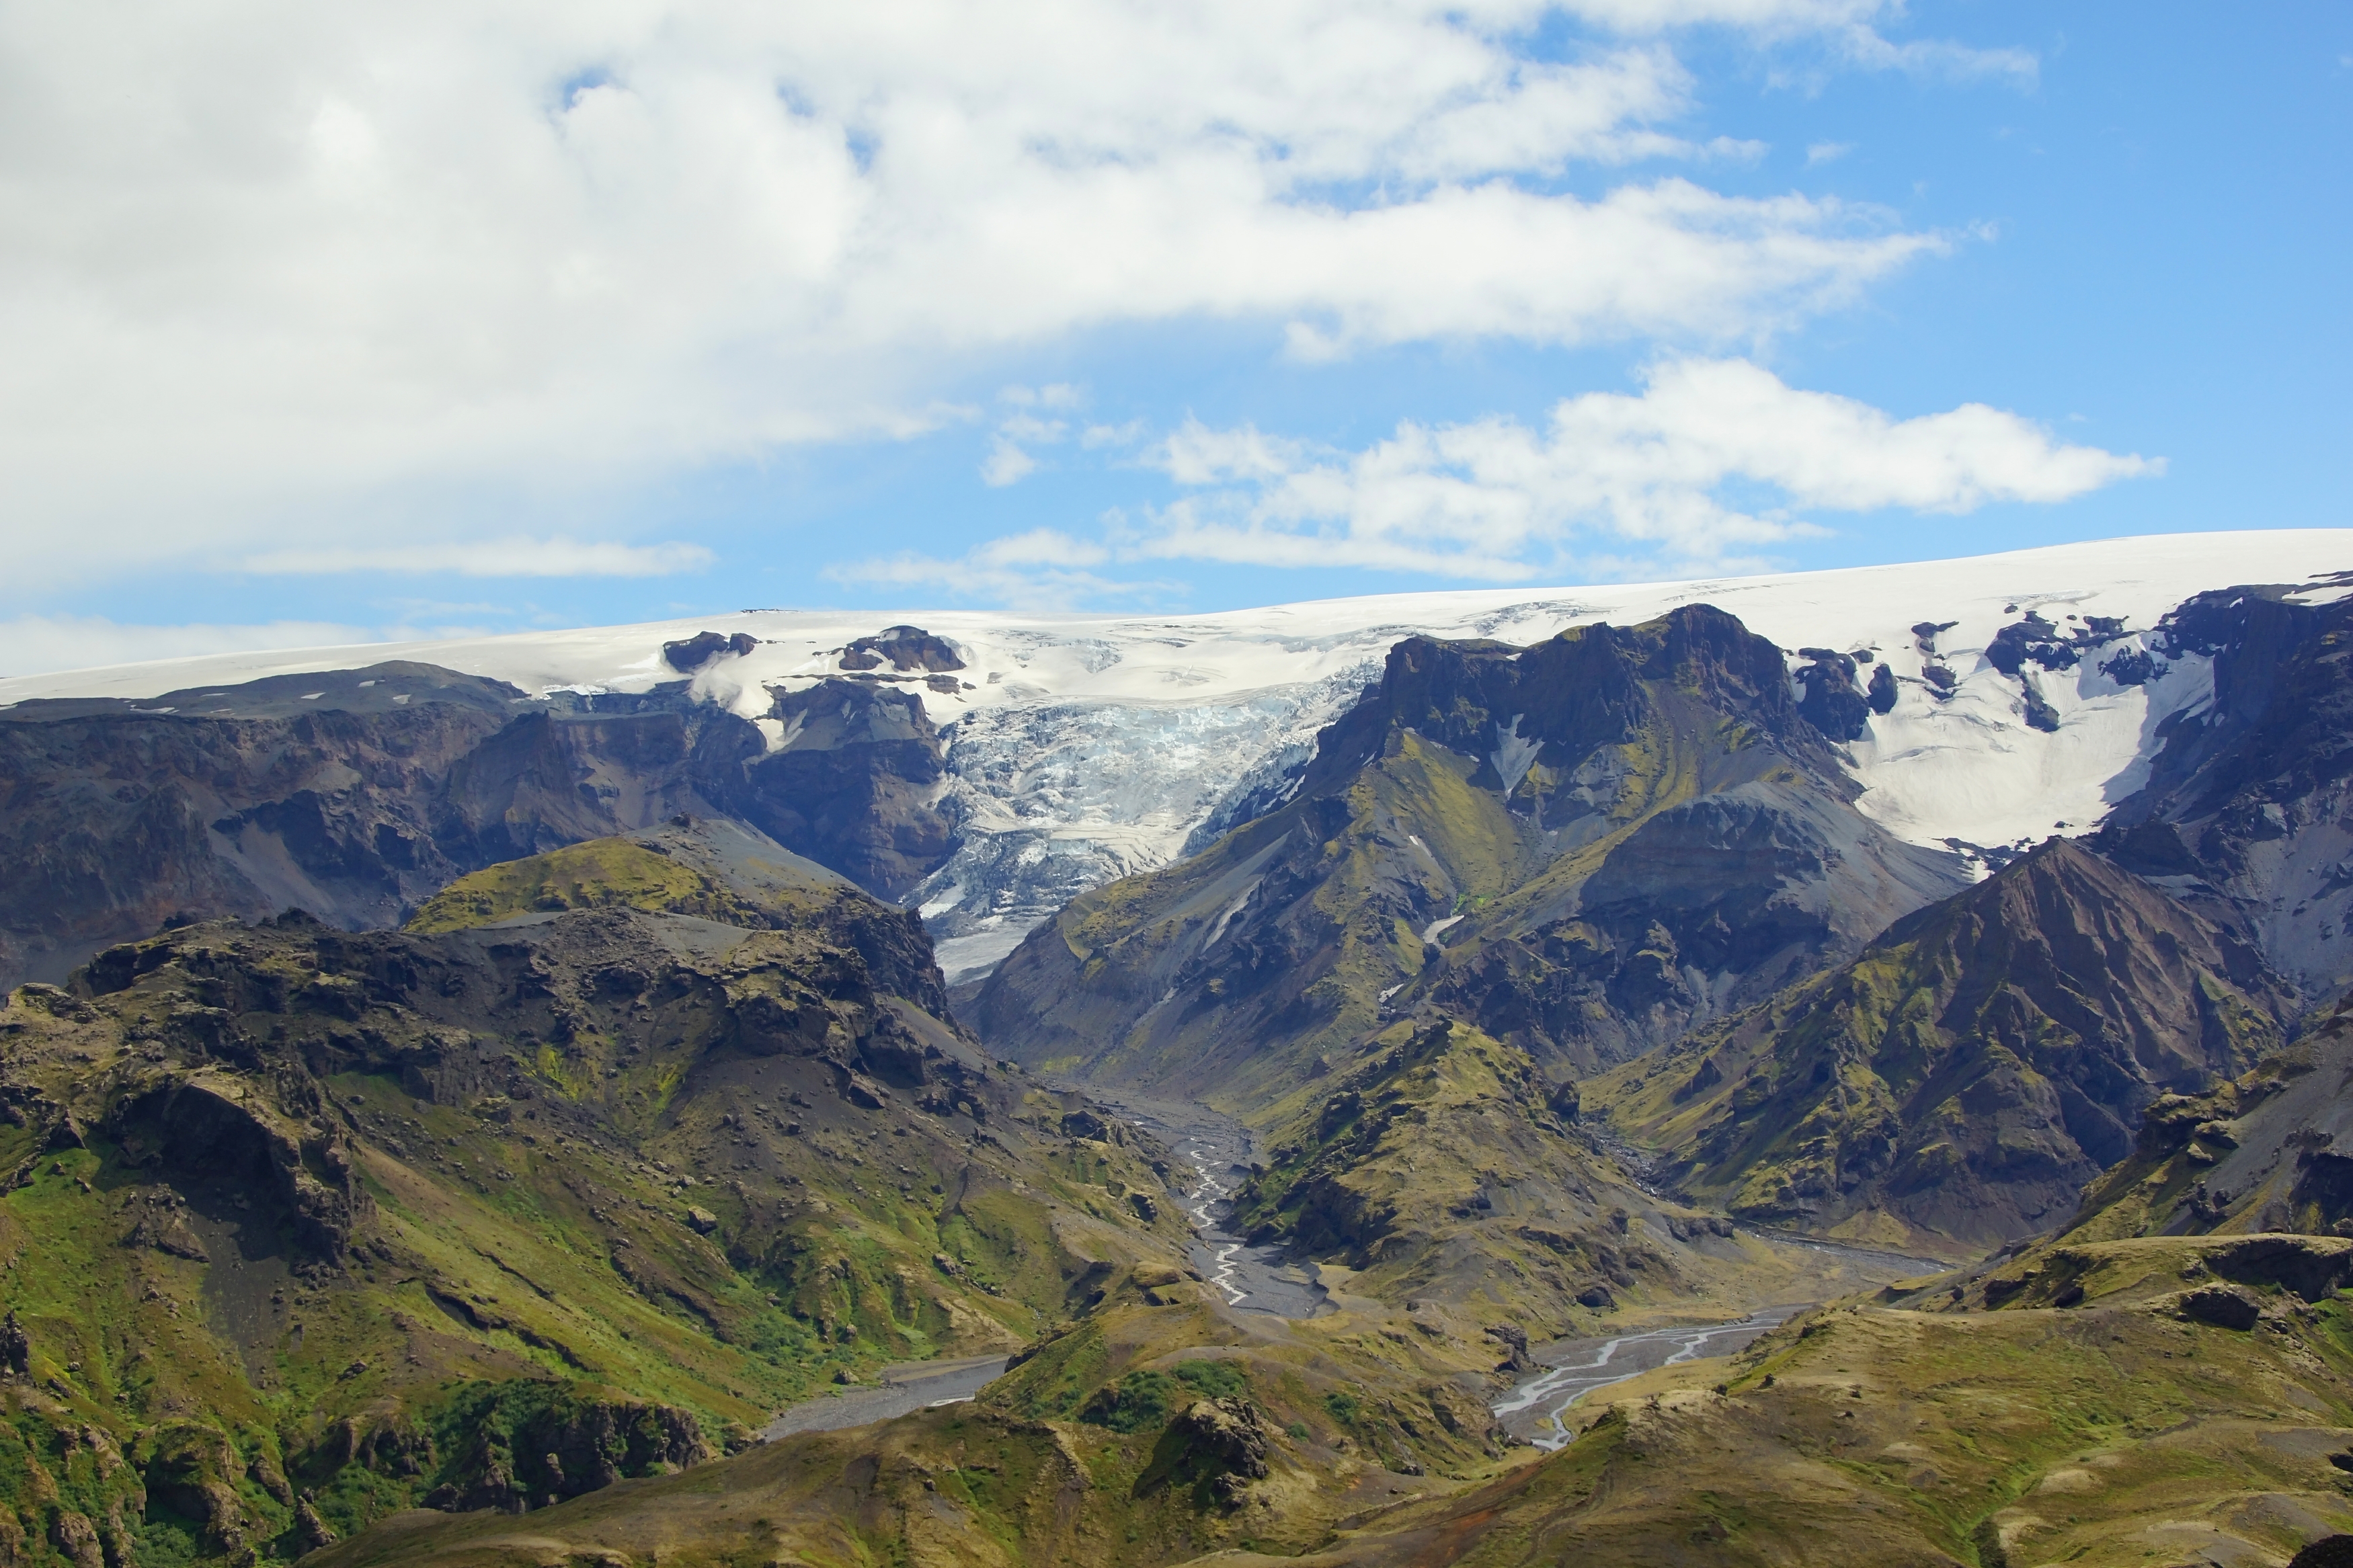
{"left": 663, "top": 630, "right": 760, "bottom": 673}
{"left": 1160, "top": 1398, "right": 1270, "bottom": 1505}
{"left": 1794, "top": 649, "right": 1869, "bottom": 742}
{"left": 2062, "top": 994, "right": 2353, "bottom": 1243}
{"left": 839, "top": 626, "right": 965, "bottom": 674}
{"left": 1604, "top": 838, "right": 2298, "bottom": 1249}
{"left": 729, "top": 680, "right": 955, "bottom": 901}
{"left": 422, "top": 1388, "right": 711, "bottom": 1512}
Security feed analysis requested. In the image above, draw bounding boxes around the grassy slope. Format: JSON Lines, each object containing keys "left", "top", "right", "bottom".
{"left": 296, "top": 1235, "right": 2353, "bottom": 1567}
{"left": 0, "top": 838, "right": 1184, "bottom": 1562}
{"left": 303, "top": 1257, "right": 1537, "bottom": 1568}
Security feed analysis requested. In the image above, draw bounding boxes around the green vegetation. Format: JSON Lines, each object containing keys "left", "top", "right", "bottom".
{"left": 0, "top": 828, "right": 1183, "bottom": 1561}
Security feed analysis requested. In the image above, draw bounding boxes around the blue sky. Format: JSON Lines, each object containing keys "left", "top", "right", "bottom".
{"left": 0, "top": 1, "right": 2346, "bottom": 669}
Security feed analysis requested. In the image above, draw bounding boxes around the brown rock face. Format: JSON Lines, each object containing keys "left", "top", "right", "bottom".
{"left": 1619, "top": 838, "right": 2298, "bottom": 1249}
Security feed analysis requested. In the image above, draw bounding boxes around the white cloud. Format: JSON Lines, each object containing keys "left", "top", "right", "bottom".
{"left": 0, "top": 0, "right": 1991, "bottom": 587}
{"left": 823, "top": 529, "right": 1165, "bottom": 610}
{"left": 980, "top": 399, "right": 1077, "bottom": 485}
{"left": 840, "top": 359, "right": 2155, "bottom": 597}
{"left": 1806, "top": 140, "right": 1854, "bottom": 164}
{"left": 243, "top": 537, "right": 714, "bottom": 577}
{"left": 1124, "top": 360, "right": 2157, "bottom": 579}
{"left": 0, "top": 616, "right": 383, "bottom": 679}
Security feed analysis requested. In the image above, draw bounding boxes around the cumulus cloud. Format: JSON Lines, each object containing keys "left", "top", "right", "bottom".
{"left": 1125, "top": 360, "right": 2156, "bottom": 578}
{"left": 0, "top": 0, "right": 1998, "bottom": 586}
{"left": 836, "top": 360, "right": 2158, "bottom": 597}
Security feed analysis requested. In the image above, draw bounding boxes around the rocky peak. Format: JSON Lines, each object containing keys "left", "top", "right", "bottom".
{"left": 662, "top": 631, "right": 760, "bottom": 673}
{"left": 839, "top": 626, "right": 965, "bottom": 674}
{"left": 1301, "top": 605, "right": 1845, "bottom": 807}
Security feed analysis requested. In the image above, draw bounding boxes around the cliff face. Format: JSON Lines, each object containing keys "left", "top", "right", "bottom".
{"left": 1597, "top": 839, "right": 2299, "bottom": 1251}
{"left": 2094, "top": 587, "right": 2353, "bottom": 999}
{"left": 0, "top": 662, "right": 958, "bottom": 990}
{"left": 971, "top": 606, "right": 1963, "bottom": 1105}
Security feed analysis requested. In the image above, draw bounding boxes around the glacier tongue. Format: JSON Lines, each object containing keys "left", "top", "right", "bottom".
{"left": 914, "top": 669, "right": 1380, "bottom": 983}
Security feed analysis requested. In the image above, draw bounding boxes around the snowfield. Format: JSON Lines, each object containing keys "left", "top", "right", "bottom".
{"left": 8, "top": 531, "right": 2349, "bottom": 980}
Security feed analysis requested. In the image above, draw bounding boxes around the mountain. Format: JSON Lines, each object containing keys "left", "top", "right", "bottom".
{"left": 0, "top": 661, "right": 954, "bottom": 991}
{"left": 2042, "top": 991, "right": 2353, "bottom": 1245}
{"left": 1593, "top": 838, "right": 2297, "bottom": 1252}
{"left": 0, "top": 821, "right": 1180, "bottom": 1560}
{"left": 971, "top": 606, "right": 1966, "bottom": 1106}
{"left": 9, "top": 534, "right": 2353, "bottom": 1567}
{"left": 1215, "top": 1015, "right": 1870, "bottom": 1337}
{"left": 10, "top": 532, "right": 2350, "bottom": 991}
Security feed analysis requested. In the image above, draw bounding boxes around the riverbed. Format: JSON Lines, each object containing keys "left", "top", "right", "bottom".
{"left": 760, "top": 1353, "right": 1012, "bottom": 1440}
{"left": 1492, "top": 1305, "right": 1804, "bottom": 1449}
{"left": 1065, "top": 1087, "right": 1333, "bottom": 1319}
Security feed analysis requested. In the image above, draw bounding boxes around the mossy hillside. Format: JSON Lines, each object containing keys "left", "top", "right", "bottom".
{"left": 1229, "top": 1019, "right": 1669, "bottom": 1333}
{"left": 303, "top": 1239, "right": 2353, "bottom": 1566}
{"left": 0, "top": 901, "right": 1185, "bottom": 1560}
{"left": 305, "top": 1263, "right": 1539, "bottom": 1568}
{"left": 1228, "top": 1018, "right": 1858, "bottom": 1339}
{"left": 1592, "top": 838, "right": 2299, "bottom": 1255}
{"left": 405, "top": 835, "right": 804, "bottom": 933}
{"left": 2052, "top": 996, "right": 2353, "bottom": 1251}
{"left": 1254, "top": 1270, "right": 2353, "bottom": 1567}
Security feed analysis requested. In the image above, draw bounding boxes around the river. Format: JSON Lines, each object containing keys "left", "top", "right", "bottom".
{"left": 1491, "top": 1306, "right": 1804, "bottom": 1449}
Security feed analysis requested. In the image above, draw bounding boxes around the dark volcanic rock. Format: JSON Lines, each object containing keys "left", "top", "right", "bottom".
{"left": 2092, "top": 585, "right": 2353, "bottom": 997}
{"left": 1622, "top": 838, "right": 2297, "bottom": 1249}
{"left": 730, "top": 679, "right": 955, "bottom": 901}
{"left": 1866, "top": 662, "right": 1898, "bottom": 714}
{"left": 1794, "top": 649, "right": 1870, "bottom": 742}
{"left": 662, "top": 630, "right": 760, "bottom": 673}
{"left": 2067, "top": 998, "right": 2353, "bottom": 1243}
{"left": 840, "top": 626, "right": 965, "bottom": 674}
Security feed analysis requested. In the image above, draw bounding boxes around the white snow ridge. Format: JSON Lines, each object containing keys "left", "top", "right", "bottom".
{"left": 6, "top": 531, "right": 2349, "bottom": 984}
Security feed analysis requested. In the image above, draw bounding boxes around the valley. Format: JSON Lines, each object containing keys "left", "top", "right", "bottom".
{"left": 9, "top": 534, "right": 2353, "bottom": 1565}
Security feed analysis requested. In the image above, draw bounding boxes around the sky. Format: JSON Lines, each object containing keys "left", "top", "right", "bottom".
{"left": 0, "top": 1, "right": 2346, "bottom": 673}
